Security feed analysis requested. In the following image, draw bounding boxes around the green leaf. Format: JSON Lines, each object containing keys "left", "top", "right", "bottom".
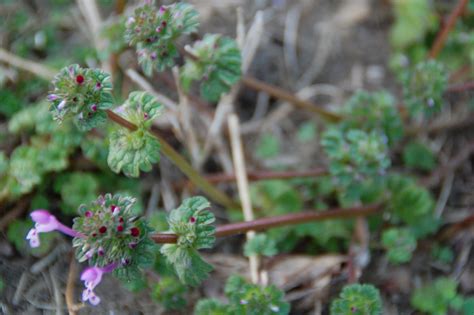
{"left": 390, "top": 0, "right": 438, "bottom": 50}
{"left": 160, "top": 196, "right": 216, "bottom": 286}
{"left": 411, "top": 277, "right": 460, "bottom": 315}
{"left": 387, "top": 174, "right": 435, "bottom": 228}
{"left": 462, "top": 297, "right": 474, "bottom": 315}
{"left": 330, "top": 283, "right": 382, "bottom": 315}
{"left": 403, "top": 141, "right": 436, "bottom": 172}
{"left": 224, "top": 275, "right": 290, "bottom": 315}
{"left": 9, "top": 146, "right": 43, "bottom": 194}
{"left": 195, "top": 299, "right": 229, "bottom": 315}
{"left": 152, "top": 276, "right": 187, "bottom": 310}
{"left": 54, "top": 172, "right": 99, "bottom": 215}
{"left": 107, "top": 91, "right": 162, "bottom": 177}
{"left": 180, "top": 34, "right": 242, "bottom": 102}
{"left": 160, "top": 245, "right": 213, "bottom": 287}
{"left": 296, "top": 121, "right": 317, "bottom": 143}
{"left": 256, "top": 134, "right": 280, "bottom": 159}
{"left": 244, "top": 234, "right": 278, "bottom": 257}
{"left": 381, "top": 227, "right": 417, "bottom": 264}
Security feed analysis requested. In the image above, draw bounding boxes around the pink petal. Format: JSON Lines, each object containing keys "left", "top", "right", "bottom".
{"left": 30, "top": 210, "right": 53, "bottom": 224}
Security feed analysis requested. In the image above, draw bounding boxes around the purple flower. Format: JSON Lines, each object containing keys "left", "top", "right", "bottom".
{"left": 126, "top": 17, "right": 135, "bottom": 27}
{"left": 47, "top": 94, "right": 59, "bottom": 101}
{"left": 57, "top": 99, "right": 66, "bottom": 111}
{"left": 26, "top": 210, "right": 80, "bottom": 248}
{"left": 81, "top": 263, "right": 117, "bottom": 306}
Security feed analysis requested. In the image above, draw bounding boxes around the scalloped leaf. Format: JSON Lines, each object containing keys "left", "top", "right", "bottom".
{"left": 195, "top": 299, "right": 229, "bottom": 315}
{"left": 330, "top": 284, "right": 382, "bottom": 315}
{"left": 180, "top": 34, "right": 242, "bottom": 102}
{"left": 160, "top": 196, "right": 215, "bottom": 286}
{"left": 224, "top": 275, "right": 290, "bottom": 315}
{"left": 107, "top": 129, "right": 160, "bottom": 177}
{"left": 382, "top": 227, "right": 417, "bottom": 264}
{"left": 160, "top": 245, "right": 213, "bottom": 287}
{"left": 107, "top": 91, "right": 162, "bottom": 177}
{"left": 244, "top": 233, "right": 277, "bottom": 257}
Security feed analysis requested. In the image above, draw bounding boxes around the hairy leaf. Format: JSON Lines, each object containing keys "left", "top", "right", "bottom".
{"left": 181, "top": 34, "right": 242, "bottom": 102}
{"left": 330, "top": 283, "right": 382, "bottom": 315}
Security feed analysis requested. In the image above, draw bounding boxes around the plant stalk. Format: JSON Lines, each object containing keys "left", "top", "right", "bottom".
{"left": 151, "top": 203, "right": 382, "bottom": 243}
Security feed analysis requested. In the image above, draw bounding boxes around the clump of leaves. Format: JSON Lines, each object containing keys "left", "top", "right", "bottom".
{"left": 54, "top": 172, "right": 99, "bottom": 215}
{"left": 181, "top": 33, "right": 242, "bottom": 102}
{"left": 403, "top": 141, "right": 436, "bottom": 172}
{"left": 107, "top": 91, "right": 162, "bottom": 177}
{"left": 340, "top": 90, "right": 403, "bottom": 145}
{"left": 321, "top": 128, "right": 390, "bottom": 188}
{"left": 386, "top": 174, "right": 436, "bottom": 232}
{"left": 125, "top": 1, "right": 199, "bottom": 75}
{"left": 47, "top": 64, "right": 113, "bottom": 131}
{"left": 244, "top": 233, "right": 278, "bottom": 257}
{"left": 160, "top": 196, "right": 216, "bottom": 286}
{"left": 381, "top": 227, "right": 417, "bottom": 264}
{"left": 411, "top": 277, "right": 464, "bottom": 315}
{"left": 73, "top": 194, "right": 156, "bottom": 281}
{"left": 152, "top": 276, "right": 188, "bottom": 310}
{"left": 195, "top": 275, "right": 290, "bottom": 315}
{"left": 390, "top": 0, "right": 437, "bottom": 51}
{"left": 402, "top": 60, "right": 448, "bottom": 117}
{"left": 330, "top": 283, "right": 382, "bottom": 315}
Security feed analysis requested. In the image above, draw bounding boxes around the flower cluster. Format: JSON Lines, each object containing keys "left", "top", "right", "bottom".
{"left": 26, "top": 210, "right": 79, "bottom": 248}
{"left": 402, "top": 60, "right": 447, "bottom": 117}
{"left": 124, "top": 1, "right": 199, "bottom": 75}
{"left": 72, "top": 194, "right": 156, "bottom": 279}
{"left": 47, "top": 64, "right": 113, "bottom": 131}
{"left": 321, "top": 128, "right": 390, "bottom": 188}
{"left": 26, "top": 209, "right": 112, "bottom": 305}
{"left": 26, "top": 193, "right": 156, "bottom": 306}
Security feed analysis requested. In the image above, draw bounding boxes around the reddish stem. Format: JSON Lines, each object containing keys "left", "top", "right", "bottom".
{"left": 179, "top": 168, "right": 328, "bottom": 188}
{"left": 429, "top": 0, "right": 469, "bottom": 59}
{"left": 151, "top": 203, "right": 381, "bottom": 243}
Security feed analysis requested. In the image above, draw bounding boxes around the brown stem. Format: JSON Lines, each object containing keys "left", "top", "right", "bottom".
{"left": 151, "top": 203, "right": 381, "bottom": 243}
{"left": 429, "top": 0, "right": 469, "bottom": 58}
{"left": 446, "top": 81, "right": 474, "bottom": 93}
{"left": 241, "top": 76, "right": 342, "bottom": 122}
{"left": 181, "top": 47, "right": 341, "bottom": 122}
{"left": 421, "top": 139, "right": 474, "bottom": 188}
{"left": 178, "top": 168, "right": 328, "bottom": 188}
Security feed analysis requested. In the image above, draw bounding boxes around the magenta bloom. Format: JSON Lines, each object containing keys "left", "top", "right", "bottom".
{"left": 81, "top": 263, "right": 117, "bottom": 306}
{"left": 26, "top": 210, "right": 79, "bottom": 248}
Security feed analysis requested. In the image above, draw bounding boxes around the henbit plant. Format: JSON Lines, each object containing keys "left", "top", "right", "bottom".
{"left": 195, "top": 275, "right": 290, "bottom": 315}
{"left": 7, "top": 0, "right": 467, "bottom": 312}
{"left": 410, "top": 277, "right": 471, "bottom": 315}
{"left": 330, "top": 283, "right": 382, "bottom": 315}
